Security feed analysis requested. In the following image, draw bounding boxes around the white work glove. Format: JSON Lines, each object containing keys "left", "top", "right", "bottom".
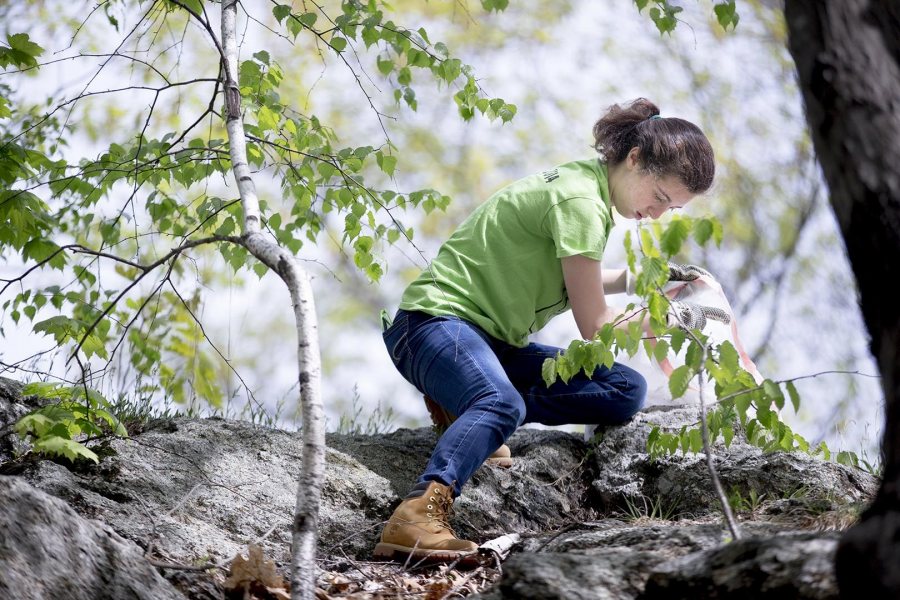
{"left": 625, "top": 262, "right": 712, "bottom": 294}
{"left": 667, "top": 262, "right": 712, "bottom": 282}
{"left": 668, "top": 301, "right": 731, "bottom": 331}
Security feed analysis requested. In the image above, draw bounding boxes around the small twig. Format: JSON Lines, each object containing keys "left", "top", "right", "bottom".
{"left": 323, "top": 520, "right": 389, "bottom": 553}
{"left": 402, "top": 537, "right": 423, "bottom": 570}
{"left": 438, "top": 568, "right": 478, "bottom": 600}
{"left": 533, "top": 522, "right": 581, "bottom": 553}
{"left": 697, "top": 360, "right": 741, "bottom": 540}
{"left": 149, "top": 559, "right": 224, "bottom": 572}
{"left": 133, "top": 494, "right": 160, "bottom": 559}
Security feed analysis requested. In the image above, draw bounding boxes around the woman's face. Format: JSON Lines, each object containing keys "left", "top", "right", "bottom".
{"left": 609, "top": 148, "right": 696, "bottom": 221}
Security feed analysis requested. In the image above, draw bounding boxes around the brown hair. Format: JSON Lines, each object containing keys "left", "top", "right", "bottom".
{"left": 592, "top": 98, "right": 715, "bottom": 194}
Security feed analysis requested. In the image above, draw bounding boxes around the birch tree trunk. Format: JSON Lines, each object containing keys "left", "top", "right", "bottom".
{"left": 220, "top": 1, "right": 326, "bottom": 597}
{"left": 784, "top": 1, "right": 900, "bottom": 596}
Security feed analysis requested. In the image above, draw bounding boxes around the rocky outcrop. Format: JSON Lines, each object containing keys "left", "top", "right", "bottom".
{"left": 642, "top": 533, "right": 839, "bottom": 599}
{"left": 0, "top": 378, "right": 880, "bottom": 599}
{"left": 0, "top": 476, "right": 183, "bottom": 600}
{"left": 588, "top": 406, "right": 875, "bottom": 517}
{"left": 471, "top": 523, "right": 839, "bottom": 600}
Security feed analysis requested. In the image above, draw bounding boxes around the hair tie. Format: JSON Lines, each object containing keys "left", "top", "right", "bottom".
{"left": 649, "top": 114, "right": 662, "bottom": 120}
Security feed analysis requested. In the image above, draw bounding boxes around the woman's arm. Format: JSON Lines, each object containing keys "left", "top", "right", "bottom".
{"left": 601, "top": 267, "right": 628, "bottom": 295}
{"left": 561, "top": 256, "right": 642, "bottom": 340}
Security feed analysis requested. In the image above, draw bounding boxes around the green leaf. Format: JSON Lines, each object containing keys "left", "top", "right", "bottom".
{"left": 365, "top": 262, "right": 383, "bottom": 282}
{"left": 785, "top": 381, "right": 800, "bottom": 413}
{"left": 685, "top": 340, "right": 704, "bottom": 371}
{"left": 33, "top": 435, "right": 99, "bottom": 463}
{"left": 557, "top": 355, "right": 575, "bottom": 384}
{"left": 286, "top": 16, "right": 303, "bottom": 39}
{"left": 723, "top": 426, "right": 735, "bottom": 448}
{"left": 714, "top": 1, "right": 739, "bottom": 30}
{"left": 299, "top": 12, "right": 318, "bottom": 27}
{"left": 23, "top": 238, "right": 66, "bottom": 269}
{"left": 718, "top": 341, "right": 739, "bottom": 376}
{"left": 0, "top": 33, "right": 44, "bottom": 68}
{"left": 272, "top": 4, "right": 291, "bottom": 24}
{"left": 331, "top": 36, "right": 348, "bottom": 52}
{"left": 669, "top": 328, "right": 687, "bottom": 354}
{"left": 648, "top": 291, "right": 668, "bottom": 325}
{"left": 377, "top": 55, "right": 394, "bottom": 75}
{"left": 689, "top": 428, "right": 703, "bottom": 453}
{"left": 318, "top": 162, "right": 336, "bottom": 179}
{"left": 668, "top": 365, "right": 693, "bottom": 399}
{"left": 8, "top": 33, "right": 44, "bottom": 57}
{"left": 639, "top": 227, "right": 658, "bottom": 257}
{"left": 16, "top": 413, "right": 54, "bottom": 437}
{"left": 763, "top": 379, "right": 785, "bottom": 410}
{"left": 542, "top": 357, "right": 557, "bottom": 387}
{"left": 178, "top": 0, "right": 203, "bottom": 15}
{"left": 638, "top": 256, "right": 666, "bottom": 294}
{"left": 257, "top": 105, "right": 279, "bottom": 131}
{"left": 836, "top": 451, "right": 857, "bottom": 467}
{"left": 693, "top": 218, "right": 714, "bottom": 246}
{"left": 652, "top": 339, "right": 670, "bottom": 363}
{"left": 33, "top": 315, "right": 79, "bottom": 344}
{"left": 481, "top": 0, "right": 510, "bottom": 13}
{"left": 377, "top": 152, "right": 397, "bottom": 176}
{"left": 660, "top": 218, "right": 690, "bottom": 256}
{"left": 361, "top": 26, "right": 380, "bottom": 48}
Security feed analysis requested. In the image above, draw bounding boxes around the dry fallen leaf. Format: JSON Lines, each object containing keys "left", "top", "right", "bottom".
{"left": 223, "top": 544, "right": 291, "bottom": 599}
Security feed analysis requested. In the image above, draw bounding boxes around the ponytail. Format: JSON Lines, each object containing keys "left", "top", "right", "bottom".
{"left": 592, "top": 98, "right": 715, "bottom": 194}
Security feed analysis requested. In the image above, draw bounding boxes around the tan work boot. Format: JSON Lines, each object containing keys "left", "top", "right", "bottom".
{"left": 373, "top": 481, "right": 479, "bottom": 565}
{"left": 424, "top": 395, "right": 513, "bottom": 468}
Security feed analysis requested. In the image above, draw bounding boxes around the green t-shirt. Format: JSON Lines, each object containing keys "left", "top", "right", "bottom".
{"left": 399, "top": 158, "right": 613, "bottom": 347}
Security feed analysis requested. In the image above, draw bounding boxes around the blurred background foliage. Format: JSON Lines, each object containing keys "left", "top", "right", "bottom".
{"left": 0, "top": 0, "right": 882, "bottom": 460}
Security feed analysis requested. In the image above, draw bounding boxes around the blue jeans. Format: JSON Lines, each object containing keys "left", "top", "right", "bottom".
{"left": 383, "top": 309, "right": 647, "bottom": 496}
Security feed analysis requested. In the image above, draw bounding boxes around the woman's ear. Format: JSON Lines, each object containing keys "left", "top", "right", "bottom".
{"left": 626, "top": 146, "right": 641, "bottom": 170}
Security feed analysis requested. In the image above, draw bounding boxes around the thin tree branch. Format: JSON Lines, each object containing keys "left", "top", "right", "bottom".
{"left": 166, "top": 280, "right": 268, "bottom": 420}
{"left": 61, "top": 236, "right": 241, "bottom": 364}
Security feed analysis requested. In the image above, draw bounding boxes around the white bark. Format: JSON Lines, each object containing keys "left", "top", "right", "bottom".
{"left": 220, "top": 2, "right": 325, "bottom": 599}
{"left": 221, "top": 0, "right": 260, "bottom": 234}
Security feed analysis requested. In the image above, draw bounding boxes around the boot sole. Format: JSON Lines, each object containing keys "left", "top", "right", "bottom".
{"left": 373, "top": 542, "right": 481, "bottom": 567}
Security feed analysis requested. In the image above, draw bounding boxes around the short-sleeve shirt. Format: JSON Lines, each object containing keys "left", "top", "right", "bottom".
{"left": 399, "top": 158, "right": 613, "bottom": 347}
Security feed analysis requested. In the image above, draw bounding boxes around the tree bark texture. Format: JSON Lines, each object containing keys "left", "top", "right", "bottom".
{"left": 220, "top": 2, "right": 325, "bottom": 599}
{"left": 785, "top": 1, "right": 900, "bottom": 597}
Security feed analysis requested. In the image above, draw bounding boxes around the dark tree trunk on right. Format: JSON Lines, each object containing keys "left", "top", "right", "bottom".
{"left": 784, "top": 1, "right": 900, "bottom": 597}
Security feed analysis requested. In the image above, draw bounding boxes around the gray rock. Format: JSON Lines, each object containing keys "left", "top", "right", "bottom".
{"left": 15, "top": 419, "right": 597, "bottom": 567}
{"left": 589, "top": 406, "right": 877, "bottom": 517}
{"left": 0, "top": 475, "right": 184, "bottom": 600}
{"left": 0, "top": 379, "right": 879, "bottom": 600}
{"left": 642, "top": 533, "right": 840, "bottom": 599}
{"left": 479, "top": 520, "right": 803, "bottom": 599}
{"left": 1, "top": 377, "right": 30, "bottom": 462}
{"left": 18, "top": 418, "right": 398, "bottom": 567}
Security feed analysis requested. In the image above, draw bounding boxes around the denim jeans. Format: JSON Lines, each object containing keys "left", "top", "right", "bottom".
{"left": 383, "top": 309, "right": 647, "bottom": 496}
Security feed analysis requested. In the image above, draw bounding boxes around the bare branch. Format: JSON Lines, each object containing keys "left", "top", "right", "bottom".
{"left": 1, "top": 51, "right": 172, "bottom": 83}
{"left": 62, "top": 236, "right": 241, "bottom": 364}
{"left": 166, "top": 279, "right": 269, "bottom": 420}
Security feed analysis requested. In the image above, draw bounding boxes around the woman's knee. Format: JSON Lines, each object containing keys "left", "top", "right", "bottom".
{"left": 617, "top": 365, "right": 647, "bottom": 419}
{"left": 485, "top": 389, "right": 527, "bottom": 432}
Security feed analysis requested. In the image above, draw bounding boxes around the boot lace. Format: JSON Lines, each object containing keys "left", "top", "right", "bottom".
{"left": 426, "top": 487, "right": 457, "bottom": 533}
